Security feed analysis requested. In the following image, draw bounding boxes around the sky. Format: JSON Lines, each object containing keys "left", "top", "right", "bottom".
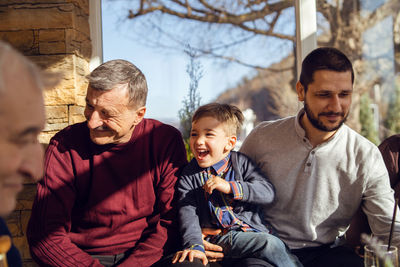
{"left": 101, "top": 0, "right": 255, "bottom": 123}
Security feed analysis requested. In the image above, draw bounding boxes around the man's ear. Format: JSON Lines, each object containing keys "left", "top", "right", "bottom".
{"left": 296, "top": 81, "right": 305, "bottom": 101}
{"left": 134, "top": 106, "right": 146, "bottom": 125}
{"left": 225, "top": 135, "right": 237, "bottom": 151}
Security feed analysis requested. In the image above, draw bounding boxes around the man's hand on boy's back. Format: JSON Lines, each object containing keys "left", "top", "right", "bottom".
{"left": 172, "top": 249, "right": 208, "bottom": 266}
{"left": 203, "top": 175, "right": 232, "bottom": 194}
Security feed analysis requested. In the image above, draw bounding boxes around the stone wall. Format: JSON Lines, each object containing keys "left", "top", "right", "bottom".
{"left": 0, "top": 1, "right": 91, "bottom": 265}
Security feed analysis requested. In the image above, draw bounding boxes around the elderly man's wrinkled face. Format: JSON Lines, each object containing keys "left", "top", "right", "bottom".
{"left": 84, "top": 85, "right": 146, "bottom": 145}
{"left": 0, "top": 53, "right": 45, "bottom": 217}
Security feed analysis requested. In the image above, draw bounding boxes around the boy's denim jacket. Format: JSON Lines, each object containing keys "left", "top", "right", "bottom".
{"left": 178, "top": 151, "right": 276, "bottom": 251}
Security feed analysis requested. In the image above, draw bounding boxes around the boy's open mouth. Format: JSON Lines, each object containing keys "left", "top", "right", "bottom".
{"left": 196, "top": 149, "right": 209, "bottom": 160}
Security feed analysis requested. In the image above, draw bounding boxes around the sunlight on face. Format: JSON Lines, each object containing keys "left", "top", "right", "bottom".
{"left": 84, "top": 85, "right": 146, "bottom": 145}
{"left": 299, "top": 70, "right": 353, "bottom": 133}
{"left": 189, "top": 116, "right": 235, "bottom": 168}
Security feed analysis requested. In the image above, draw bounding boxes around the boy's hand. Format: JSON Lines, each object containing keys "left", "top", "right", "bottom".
{"left": 172, "top": 249, "right": 208, "bottom": 266}
{"left": 203, "top": 175, "right": 232, "bottom": 194}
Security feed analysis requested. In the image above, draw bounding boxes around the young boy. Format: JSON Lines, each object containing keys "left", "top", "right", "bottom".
{"left": 172, "top": 103, "right": 301, "bottom": 266}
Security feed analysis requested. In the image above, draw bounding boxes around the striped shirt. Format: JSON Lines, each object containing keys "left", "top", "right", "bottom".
{"left": 201, "top": 153, "right": 256, "bottom": 232}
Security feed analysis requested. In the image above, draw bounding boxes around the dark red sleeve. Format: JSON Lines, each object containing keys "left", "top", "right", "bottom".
{"left": 27, "top": 139, "right": 103, "bottom": 267}
{"left": 379, "top": 135, "right": 400, "bottom": 199}
{"left": 118, "top": 127, "right": 187, "bottom": 267}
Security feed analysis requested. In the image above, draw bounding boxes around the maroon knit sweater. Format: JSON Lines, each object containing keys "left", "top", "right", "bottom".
{"left": 27, "top": 119, "right": 187, "bottom": 267}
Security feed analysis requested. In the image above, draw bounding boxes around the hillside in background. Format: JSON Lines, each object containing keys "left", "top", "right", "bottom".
{"left": 216, "top": 54, "right": 299, "bottom": 124}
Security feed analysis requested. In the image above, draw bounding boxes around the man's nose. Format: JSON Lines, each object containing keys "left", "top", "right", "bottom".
{"left": 329, "top": 95, "right": 341, "bottom": 111}
{"left": 20, "top": 143, "right": 44, "bottom": 182}
{"left": 86, "top": 110, "right": 103, "bottom": 129}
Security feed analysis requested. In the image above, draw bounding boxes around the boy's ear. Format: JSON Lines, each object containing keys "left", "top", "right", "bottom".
{"left": 225, "top": 135, "right": 237, "bottom": 151}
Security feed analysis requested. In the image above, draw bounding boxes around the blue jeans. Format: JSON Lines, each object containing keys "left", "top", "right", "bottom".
{"left": 208, "top": 230, "right": 302, "bottom": 267}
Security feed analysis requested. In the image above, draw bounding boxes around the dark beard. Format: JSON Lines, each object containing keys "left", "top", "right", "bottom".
{"left": 304, "top": 101, "right": 347, "bottom": 132}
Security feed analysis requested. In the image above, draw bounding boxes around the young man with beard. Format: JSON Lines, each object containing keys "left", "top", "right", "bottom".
{"left": 237, "top": 47, "right": 400, "bottom": 267}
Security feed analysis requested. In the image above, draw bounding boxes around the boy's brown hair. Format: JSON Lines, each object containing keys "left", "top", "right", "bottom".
{"left": 192, "top": 103, "right": 244, "bottom": 136}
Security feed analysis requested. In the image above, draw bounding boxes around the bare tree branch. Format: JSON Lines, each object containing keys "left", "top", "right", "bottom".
{"left": 170, "top": 0, "right": 208, "bottom": 16}
{"left": 124, "top": 0, "right": 296, "bottom": 69}
{"left": 128, "top": 0, "right": 293, "bottom": 26}
{"left": 194, "top": 44, "right": 292, "bottom": 72}
{"left": 198, "top": 0, "right": 225, "bottom": 14}
{"left": 364, "top": 0, "right": 400, "bottom": 29}
{"left": 144, "top": 21, "right": 278, "bottom": 70}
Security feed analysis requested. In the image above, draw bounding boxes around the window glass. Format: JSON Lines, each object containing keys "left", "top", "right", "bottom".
{"left": 102, "top": 0, "right": 297, "bottom": 141}
{"left": 317, "top": 0, "right": 400, "bottom": 142}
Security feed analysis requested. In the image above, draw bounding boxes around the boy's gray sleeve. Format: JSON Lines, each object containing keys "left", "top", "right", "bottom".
{"left": 177, "top": 174, "right": 205, "bottom": 252}
{"left": 236, "top": 153, "right": 275, "bottom": 206}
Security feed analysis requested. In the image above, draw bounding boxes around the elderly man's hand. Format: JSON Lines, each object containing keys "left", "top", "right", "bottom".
{"left": 202, "top": 228, "right": 224, "bottom": 262}
{"left": 172, "top": 249, "right": 208, "bottom": 266}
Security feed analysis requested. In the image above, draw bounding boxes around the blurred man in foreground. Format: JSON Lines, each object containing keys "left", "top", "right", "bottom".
{"left": 0, "top": 40, "right": 49, "bottom": 267}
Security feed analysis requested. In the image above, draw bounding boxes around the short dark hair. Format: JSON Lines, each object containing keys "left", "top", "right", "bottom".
{"left": 192, "top": 103, "right": 244, "bottom": 136}
{"left": 299, "top": 47, "right": 354, "bottom": 91}
{"left": 87, "top": 59, "right": 148, "bottom": 107}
